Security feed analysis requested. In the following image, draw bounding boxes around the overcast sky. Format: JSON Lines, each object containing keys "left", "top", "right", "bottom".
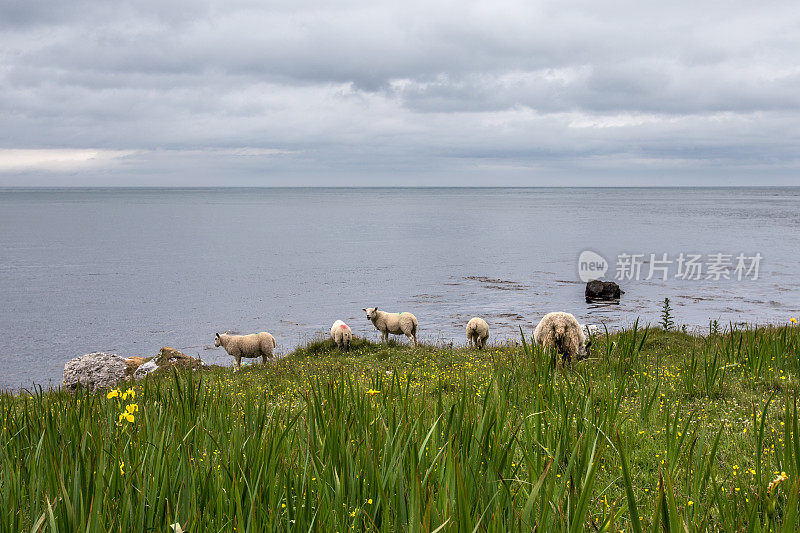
{"left": 1, "top": 0, "right": 799, "bottom": 186}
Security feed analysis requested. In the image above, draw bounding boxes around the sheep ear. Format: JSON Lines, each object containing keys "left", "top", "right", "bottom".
{"left": 362, "top": 308, "right": 367, "bottom": 312}
{"left": 215, "top": 332, "right": 219, "bottom": 338}
{"left": 374, "top": 306, "right": 378, "bottom": 311}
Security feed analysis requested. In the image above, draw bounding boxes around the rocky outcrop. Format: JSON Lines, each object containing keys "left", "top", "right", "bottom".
{"left": 125, "top": 356, "right": 148, "bottom": 376}
{"left": 585, "top": 280, "right": 624, "bottom": 302}
{"left": 133, "top": 347, "right": 204, "bottom": 379}
{"left": 63, "top": 347, "right": 205, "bottom": 391}
{"left": 155, "top": 347, "right": 203, "bottom": 371}
{"left": 63, "top": 352, "right": 129, "bottom": 391}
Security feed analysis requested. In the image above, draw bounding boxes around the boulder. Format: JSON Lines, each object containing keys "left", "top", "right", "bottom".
{"left": 133, "top": 347, "right": 205, "bottom": 379}
{"left": 155, "top": 347, "right": 204, "bottom": 371}
{"left": 125, "top": 356, "right": 148, "bottom": 376}
{"left": 585, "top": 280, "right": 624, "bottom": 302}
{"left": 63, "top": 352, "right": 129, "bottom": 391}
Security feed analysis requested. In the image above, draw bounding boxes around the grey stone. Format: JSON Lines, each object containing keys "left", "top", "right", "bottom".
{"left": 63, "top": 352, "right": 128, "bottom": 391}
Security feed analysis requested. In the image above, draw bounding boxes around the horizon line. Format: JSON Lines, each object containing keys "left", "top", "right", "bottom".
{"left": 2, "top": 185, "right": 800, "bottom": 190}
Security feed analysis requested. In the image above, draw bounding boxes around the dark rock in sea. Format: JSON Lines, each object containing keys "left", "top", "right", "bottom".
{"left": 585, "top": 280, "right": 624, "bottom": 302}
{"left": 63, "top": 352, "right": 129, "bottom": 391}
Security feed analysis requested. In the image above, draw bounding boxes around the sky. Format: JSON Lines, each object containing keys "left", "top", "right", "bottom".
{"left": 1, "top": 0, "right": 799, "bottom": 186}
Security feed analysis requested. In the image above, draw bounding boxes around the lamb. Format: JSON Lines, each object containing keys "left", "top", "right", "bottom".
{"left": 214, "top": 331, "right": 277, "bottom": 371}
{"left": 362, "top": 307, "right": 418, "bottom": 347}
{"left": 466, "top": 317, "right": 489, "bottom": 349}
{"left": 330, "top": 320, "right": 353, "bottom": 351}
{"left": 533, "top": 312, "right": 591, "bottom": 367}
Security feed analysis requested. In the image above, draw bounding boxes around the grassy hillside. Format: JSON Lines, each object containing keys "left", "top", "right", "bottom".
{"left": 2, "top": 323, "right": 800, "bottom": 531}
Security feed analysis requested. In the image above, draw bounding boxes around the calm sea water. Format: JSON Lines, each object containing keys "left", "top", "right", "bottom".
{"left": 1, "top": 187, "right": 799, "bottom": 390}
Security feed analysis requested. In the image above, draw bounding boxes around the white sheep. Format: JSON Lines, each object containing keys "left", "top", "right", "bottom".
{"left": 214, "top": 331, "right": 277, "bottom": 371}
{"left": 362, "top": 307, "right": 418, "bottom": 347}
{"left": 466, "top": 317, "right": 489, "bottom": 349}
{"left": 533, "top": 312, "right": 591, "bottom": 367}
{"left": 330, "top": 320, "right": 353, "bottom": 351}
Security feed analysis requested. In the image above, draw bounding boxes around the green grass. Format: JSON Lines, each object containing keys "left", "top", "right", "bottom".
{"left": 2, "top": 322, "right": 800, "bottom": 531}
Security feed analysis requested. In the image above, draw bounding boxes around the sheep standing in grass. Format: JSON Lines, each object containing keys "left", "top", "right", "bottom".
{"left": 363, "top": 307, "right": 418, "bottom": 347}
{"left": 533, "top": 312, "right": 591, "bottom": 367}
{"left": 466, "top": 317, "right": 489, "bottom": 349}
{"left": 330, "top": 320, "right": 353, "bottom": 351}
{"left": 214, "top": 331, "right": 277, "bottom": 371}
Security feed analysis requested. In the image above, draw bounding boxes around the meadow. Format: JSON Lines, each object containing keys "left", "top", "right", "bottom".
{"left": 1, "top": 321, "right": 799, "bottom": 531}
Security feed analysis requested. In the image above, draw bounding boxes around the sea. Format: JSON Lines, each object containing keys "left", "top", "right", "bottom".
{"left": 1, "top": 187, "right": 798, "bottom": 390}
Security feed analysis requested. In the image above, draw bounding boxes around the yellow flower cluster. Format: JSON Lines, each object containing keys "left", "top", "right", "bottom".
{"left": 118, "top": 403, "right": 138, "bottom": 424}
{"left": 106, "top": 387, "right": 135, "bottom": 400}
{"left": 107, "top": 387, "right": 138, "bottom": 424}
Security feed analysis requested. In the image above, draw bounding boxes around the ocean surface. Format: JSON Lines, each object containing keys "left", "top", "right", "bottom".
{"left": 1, "top": 187, "right": 799, "bottom": 390}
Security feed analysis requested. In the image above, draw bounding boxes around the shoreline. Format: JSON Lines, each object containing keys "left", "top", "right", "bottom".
{"left": 4, "top": 317, "right": 797, "bottom": 395}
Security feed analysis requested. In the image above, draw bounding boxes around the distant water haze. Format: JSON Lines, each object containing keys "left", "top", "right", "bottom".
{"left": 1, "top": 187, "right": 798, "bottom": 390}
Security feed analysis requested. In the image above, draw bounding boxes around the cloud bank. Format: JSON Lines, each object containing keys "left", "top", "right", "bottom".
{"left": 1, "top": 0, "right": 798, "bottom": 185}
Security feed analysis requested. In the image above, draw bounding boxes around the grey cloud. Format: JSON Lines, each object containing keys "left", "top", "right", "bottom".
{"left": 0, "top": 0, "right": 799, "bottom": 185}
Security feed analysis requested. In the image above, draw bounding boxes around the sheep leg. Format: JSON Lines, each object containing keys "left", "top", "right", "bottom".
{"left": 262, "top": 353, "right": 268, "bottom": 365}
{"left": 381, "top": 330, "right": 388, "bottom": 343}
{"left": 234, "top": 354, "right": 241, "bottom": 371}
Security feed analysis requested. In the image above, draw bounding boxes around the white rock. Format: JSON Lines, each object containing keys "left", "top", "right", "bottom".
{"left": 132, "top": 360, "right": 159, "bottom": 379}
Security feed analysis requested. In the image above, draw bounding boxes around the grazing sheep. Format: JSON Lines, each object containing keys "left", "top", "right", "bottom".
{"left": 533, "top": 312, "right": 591, "bottom": 367}
{"left": 466, "top": 317, "right": 490, "bottom": 349}
{"left": 214, "top": 331, "right": 277, "bottom": 371}
{"left": 362, "top": 307, "right": 418, "bottom": 347}
{"left": 330, "top": 320, "right": 353, "bottom": 351}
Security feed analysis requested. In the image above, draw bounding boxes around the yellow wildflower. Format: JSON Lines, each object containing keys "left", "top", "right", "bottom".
{"left": 366, "top": 389, "right": 381, "bottom": 396}
{"left": 106, "top": 389, "right": 120, "bottom": 399}
{"left": 126, "top": 403, "right": 138, "bottom": 414}
{"left": 791, "top": 318, "right": 797, "bottom": 324}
